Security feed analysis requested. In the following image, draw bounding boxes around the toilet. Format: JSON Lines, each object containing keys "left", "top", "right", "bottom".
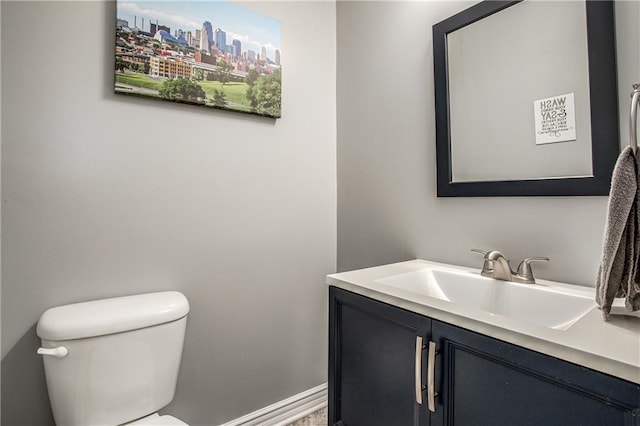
{"left": 36, "top": 291, "right": 190, "bottom": 426}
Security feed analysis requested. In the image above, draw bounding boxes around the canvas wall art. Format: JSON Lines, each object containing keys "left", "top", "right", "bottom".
{"left": 115, "top": 1, "right": 282, "bottom": 118}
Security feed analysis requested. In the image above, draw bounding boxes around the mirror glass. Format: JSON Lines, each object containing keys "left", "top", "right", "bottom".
{"left": 433, "top": 0, "right": 619, "bottom": 196}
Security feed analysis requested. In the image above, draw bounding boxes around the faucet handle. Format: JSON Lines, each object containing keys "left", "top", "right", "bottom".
{"left": 516, "top": 257, "right": 549, "bottom": 283}
{"left": 474, "top": 249, "right": 509, "bottom": 262}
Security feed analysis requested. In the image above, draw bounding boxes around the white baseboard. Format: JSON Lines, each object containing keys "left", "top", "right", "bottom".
{"left": 219, "top": 383, "right": 327, "bottom": 426}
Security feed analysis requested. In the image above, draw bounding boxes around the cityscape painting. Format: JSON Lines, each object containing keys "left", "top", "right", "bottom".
{"left": 115, "top": 1, "right": 282, "bottom": 118}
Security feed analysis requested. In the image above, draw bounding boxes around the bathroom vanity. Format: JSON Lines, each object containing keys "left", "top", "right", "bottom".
{"left": 327, "top": 260, "right": 640, "bottom": 425}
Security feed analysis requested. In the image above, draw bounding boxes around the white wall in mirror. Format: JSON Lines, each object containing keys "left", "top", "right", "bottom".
{"left": 448, "top": 1, "right": 593, "bottom": 182}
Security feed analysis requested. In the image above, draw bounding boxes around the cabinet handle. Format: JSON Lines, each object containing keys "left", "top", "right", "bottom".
{"left": 415, "top": 336, "right": 425, "bottom": 405}
{"left": 426, "top": 341, "right": 437, "bottom": 412}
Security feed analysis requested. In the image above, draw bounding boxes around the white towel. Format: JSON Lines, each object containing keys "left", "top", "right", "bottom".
{"left": 596, "top": 146, "right": 640, "bottom": 320}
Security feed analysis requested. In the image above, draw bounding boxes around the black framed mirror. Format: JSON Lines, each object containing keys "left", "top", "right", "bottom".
{"left": 433, "top": 0, "right": 619, "bottom": 197}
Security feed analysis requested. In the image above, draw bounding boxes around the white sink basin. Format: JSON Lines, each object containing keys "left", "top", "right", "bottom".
{"left": 375, "top": 267, "right": 596, "bottom": 330}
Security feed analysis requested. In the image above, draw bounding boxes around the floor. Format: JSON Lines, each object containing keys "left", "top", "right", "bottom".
{"left": 288, "top": 407, "right": 327, "bottom": 426}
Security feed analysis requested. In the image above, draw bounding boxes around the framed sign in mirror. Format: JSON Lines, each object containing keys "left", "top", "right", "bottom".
{"left": 433, "top": 0, "right": 619, "bottom": 197}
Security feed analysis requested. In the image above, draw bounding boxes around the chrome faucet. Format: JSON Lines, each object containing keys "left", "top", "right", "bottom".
{"left": 471, "top": 249, "right": 549, "bottom": 284}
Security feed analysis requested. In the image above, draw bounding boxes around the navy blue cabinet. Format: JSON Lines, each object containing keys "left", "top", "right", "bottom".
{"left": 432, "top": 321, "right": 640, "bottom": 425}
{"left": 329, "top": 286, "right": 640, "bottom": 426}
{"left": 329, "top": 285, "right": 430, "bottom": 425}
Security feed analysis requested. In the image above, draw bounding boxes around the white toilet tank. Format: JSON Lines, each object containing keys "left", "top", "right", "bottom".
{"left": 36, "top": 291, "right": 190, "bottom": 426}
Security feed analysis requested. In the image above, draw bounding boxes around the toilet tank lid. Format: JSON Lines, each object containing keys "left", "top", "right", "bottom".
{"left": 37, "top": 291, "right": 190, "bottom": 341}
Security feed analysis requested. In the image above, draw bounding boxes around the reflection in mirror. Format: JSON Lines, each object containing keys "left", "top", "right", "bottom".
{"left": 433, "top": 0, "right": 619, "bottom": 196}
{"left": 449, "top": 1, "right": 592, "bottom": 182}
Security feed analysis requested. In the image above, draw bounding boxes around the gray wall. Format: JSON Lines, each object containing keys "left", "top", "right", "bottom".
{"left": 1, "top": 1, "right": 336, "bottom": 425}
{"left": 337, "top": 0, "right": 640, "bottom": 287}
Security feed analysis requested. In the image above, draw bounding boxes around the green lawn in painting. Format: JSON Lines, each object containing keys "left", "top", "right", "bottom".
{"left": 115, "top": 73, "right": 163, "bottom": 91}
{"left": 198, "top": 81, "right": 250, "bottom": 110}
{"left": 115, "top": 73, "right": 252, "bottom": 112}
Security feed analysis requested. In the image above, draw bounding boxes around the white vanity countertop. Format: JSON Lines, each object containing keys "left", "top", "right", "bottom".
{"left": 327, "top": 259, "right": 640, "bottom": 384}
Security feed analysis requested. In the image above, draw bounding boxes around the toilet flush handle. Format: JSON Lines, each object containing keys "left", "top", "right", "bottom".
{"left": 37, "top": 346, "right": 68, "bottom": 359}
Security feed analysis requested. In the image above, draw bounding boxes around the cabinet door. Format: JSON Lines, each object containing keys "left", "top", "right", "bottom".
{"left": 329, "top": 287, "right": 432, "bottom": 426}
{"left": 431, "top": 320, "right": 640, "bottom": 426}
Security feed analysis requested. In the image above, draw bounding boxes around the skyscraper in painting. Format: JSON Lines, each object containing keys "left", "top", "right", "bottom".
{"left": 232, "top": 39, "right": 241, "bottom": 58}
{"left": 215, "top": 28, "right": 226, "bottom": 51}
{"left": 201, "top": 21, "right": 213, "bottom": 52}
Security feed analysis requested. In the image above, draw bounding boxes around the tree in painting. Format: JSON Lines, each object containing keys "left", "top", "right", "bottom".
{"left": 159, "top": 78, "right": 207, "bottom": 104}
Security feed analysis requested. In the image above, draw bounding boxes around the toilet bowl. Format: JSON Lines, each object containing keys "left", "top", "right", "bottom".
{"left": 36, "top": 291, "right": 190, "bottom": 426}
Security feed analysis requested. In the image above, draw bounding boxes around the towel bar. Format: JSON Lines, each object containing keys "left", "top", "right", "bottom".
{"left": 631, "top": 83, "right": 640, "bottom": 153}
